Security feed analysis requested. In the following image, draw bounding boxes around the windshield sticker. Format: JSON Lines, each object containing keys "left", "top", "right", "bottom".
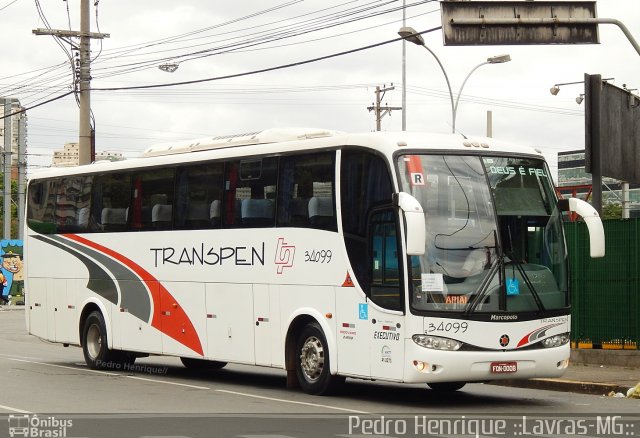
{"left": 488, "top": 166, "right": 548, "bottom": 178}
{"left": 405, "top": 155, "right": 425, "bottom": 186}
{"left": 421, "top": 273, "right": 444, "bottom": 292}
{"left": 506, "top": 277, "right": 520, "bottom": 295}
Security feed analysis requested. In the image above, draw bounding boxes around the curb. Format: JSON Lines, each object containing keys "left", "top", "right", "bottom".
{"left": 488, "top": 378, "right": 631, "bottom": 396}
{"left": 0, "top": 305, "right": 25, "bottom": 311}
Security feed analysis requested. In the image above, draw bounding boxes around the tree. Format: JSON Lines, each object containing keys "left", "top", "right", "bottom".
{"left": 0, "top": 178, "right": 20, "bottom": 237}
{"left": 601, "top": 202, "right": 622, "bottom": 220}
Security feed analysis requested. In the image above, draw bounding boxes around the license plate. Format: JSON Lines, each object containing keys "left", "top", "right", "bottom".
{"left": 491, "top": 361, "right": 517, "bottom": 373}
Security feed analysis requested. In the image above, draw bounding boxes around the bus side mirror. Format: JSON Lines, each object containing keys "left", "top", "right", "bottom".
{"left": 394, "top": 192, "right": 425, "bottom": 256}
{"left": 558, "top": 198, "right": 605, "bottom": 258}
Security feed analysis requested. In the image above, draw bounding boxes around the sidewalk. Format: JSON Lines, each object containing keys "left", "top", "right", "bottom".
{"left": 492, "top": 362, "right": 639, "bottom": 396}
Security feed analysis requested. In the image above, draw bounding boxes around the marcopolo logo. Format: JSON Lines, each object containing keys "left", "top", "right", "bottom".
{"left": 8, "top": 414, "right": 73, "bottom": 438}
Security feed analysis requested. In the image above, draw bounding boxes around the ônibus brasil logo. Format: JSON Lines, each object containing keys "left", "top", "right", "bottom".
{"left": 8, "top": 414, "right": 73, "bottom": 438}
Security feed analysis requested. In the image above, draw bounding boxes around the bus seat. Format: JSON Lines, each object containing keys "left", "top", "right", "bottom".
{"left": 210, "top": 200, "right": 221, "bottom": 226}
{"left": 151, "top": 204, "right": 172, "bottom": 229}
{"left": 101, "top": 207, "right": 127, "bottom": 231}
{"left": 149, "top": 193, "right": 168, "bottom": 206}
{"left": 289, "top": 197, "right": 309, "bottom": 226}
{"left": 77, "top": 207, "right": 89, "bottom": 229}
{"left": 186, "top": 202, "right": 209, "bottom": 228}
{"left": 308, "top": 197, "right": 334, "bottom": 229}
{"left": 241, "top": 199, "right": 274, "bottom": 226}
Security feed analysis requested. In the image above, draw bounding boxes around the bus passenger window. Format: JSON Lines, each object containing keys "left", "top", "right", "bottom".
{"left": 224, "top": 158, "right": 277, "bottom": 228}
{"left": 277, "top": 152, "right": 336, "bottom": 230}
{"left": 91, "top": 173, "right": 131, "bottom": 232}
{"left": 53, "top": 176, "right": 93, "bottom": 233}
{"left": 174, "top": 163, "right": 224, "bottom": 230}
{"left": 129, "top": 168, "right": 175, "bottom": 231}
{"left": 27, "top": 180, "right": 57, "bottom": 234}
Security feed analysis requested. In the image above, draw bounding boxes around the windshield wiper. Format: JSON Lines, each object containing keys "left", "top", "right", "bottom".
{"left": 464, "top": 258, "right": 500, "bottom": 316}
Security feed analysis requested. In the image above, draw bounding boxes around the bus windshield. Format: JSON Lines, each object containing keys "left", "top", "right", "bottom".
{"left": 397, "top": 154, "right": 568, "bottom": 315}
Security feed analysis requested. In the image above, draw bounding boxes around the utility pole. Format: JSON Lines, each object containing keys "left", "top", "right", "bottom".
{"left": 367, "top": 85, "right": 402, "bottom": 131}
{"left": 17, "top": 111, "right": 26, "bottom": 240}
{"left": 33, "top": 0, "right": 109, "bottom": 165}
{"left": 78, "top": 0, "right": 92, "bottom": 165}
{"left": 401, "top": 0, "right": 407, "bottom": 131}
{"left": 3, "top": 99, "right": 12, "bottom": 240}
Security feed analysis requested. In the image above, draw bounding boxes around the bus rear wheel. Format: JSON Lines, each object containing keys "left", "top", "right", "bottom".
{"left": 427, "top": 382, "right": 466, "bottom": 392}
{"left": 82, "top": 310, "right": 125, "bottom": 369}
{"left": 295, "top": 322, "right": 343, "bottom": 395}
{"left": 180, "top": 357, "right": 227, "bottom": 370}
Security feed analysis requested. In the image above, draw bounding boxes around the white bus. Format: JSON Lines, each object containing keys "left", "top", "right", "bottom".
{"left": 25, "top": 128, "right": 604, "bottom": 395}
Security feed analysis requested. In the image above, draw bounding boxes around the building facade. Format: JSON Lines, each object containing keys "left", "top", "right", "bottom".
{"left": 0, "top": 98, "right": 27, "bottom": 169}
{"left": 558, "top": 149, "right": 640, "bottom": 217}
{"left": 52, "top": 143, "right": 124, "bottom": 167}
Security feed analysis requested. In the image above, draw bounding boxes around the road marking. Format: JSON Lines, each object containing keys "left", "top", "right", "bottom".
{"left": 124, "top": 375, "right": 210, "bottom": 390}
{"left": 6, "top": 355, "right": 368, "bottom": 413}
{"left": 6, "top": 357, "right": 210, "bottom": 390}
{"left": 0, "top": 404, "right": 31, "bottom": 414}
{"left": 216, "top": 390, "right": 370, "bottom": 414}
{"left": 7, "top": 357, "right": 120, "bottom": 376}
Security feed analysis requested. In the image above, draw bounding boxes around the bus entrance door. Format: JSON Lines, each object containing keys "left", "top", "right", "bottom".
{"left": 368, "top": 306, "right": 405, "bottom": 381}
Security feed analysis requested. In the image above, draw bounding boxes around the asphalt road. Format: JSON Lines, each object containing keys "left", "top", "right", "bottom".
{"left": 0, "top": 309, "right": 638, "bottom": 438}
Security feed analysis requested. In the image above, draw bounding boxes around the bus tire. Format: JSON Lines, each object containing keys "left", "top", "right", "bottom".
{"left": 295, "top": 322, "right": 343, "bottom": 395}
{"left": 82, "top": 310, "right": 119, "bottom": 369}
{"left": 180, "top": 357, "right": 227, "bottom": 370}
{"left": 427, "top": 381, "right": 466, "bottom": 392}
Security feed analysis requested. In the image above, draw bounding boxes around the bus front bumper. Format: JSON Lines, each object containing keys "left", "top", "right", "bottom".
{"left": 403, "top": 339, "right": 570, "bottom": 384}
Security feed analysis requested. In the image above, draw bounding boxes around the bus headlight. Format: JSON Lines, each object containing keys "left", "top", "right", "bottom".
{"left": 542, "top": 333, "right": 570, "bottom": 348}
{"left": 412, "top": 334, "right": 462, "bottom": 351}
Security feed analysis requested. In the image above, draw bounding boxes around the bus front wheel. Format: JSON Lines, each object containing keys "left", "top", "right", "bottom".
{"left": 82, "top": 310, "right": 123, "bottom": 369}
{"left": 427, "top": 381, "right": 466, "bottom": 392}
{"left": 295, "top": 322, "right": 343, "bottom": 395}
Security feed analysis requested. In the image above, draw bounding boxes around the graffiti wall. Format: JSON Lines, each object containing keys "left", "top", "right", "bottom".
{"left": 0, "top": 240, "right": 24, "bottom": 305}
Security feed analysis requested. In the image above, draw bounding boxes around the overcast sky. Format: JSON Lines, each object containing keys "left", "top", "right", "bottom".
{"left": 2, "top": 0, "right": 639, "bottom": 178}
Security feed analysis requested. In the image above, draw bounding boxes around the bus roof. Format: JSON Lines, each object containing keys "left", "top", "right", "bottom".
{"left": 30, "top": 129, "right": 545, "bottom": 180}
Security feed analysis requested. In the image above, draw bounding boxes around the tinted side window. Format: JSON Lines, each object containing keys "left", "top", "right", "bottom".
{"left": 55, "top": 176, "right": 93, "bottom": 233}
{"left": 224, "top": 157, "right": 277, "bottom": 228}
{"left": 130, "top": 168, "right": 175, "bottom": 231}
{"left": 341, "top": 150, "right": 394, "bottom": 293}
{"left": 175, "top": 163, "right": 224, "bottom": 229}
{"left": 91, "top": 173, "right": 131, "bottom": 232}
{"left": 278, "top": 152, "right": 336, "bottom": 231}
{"left": 27, "top": 180, "right": 57, "bottom": 234}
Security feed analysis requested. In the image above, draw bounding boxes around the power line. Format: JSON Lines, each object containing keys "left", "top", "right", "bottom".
{"left": 0, "top": 0, "right": 18, "bottom": 12}
{"left": 0, "top": 91, "right": 75, "bottom": 120}
{"left": 92, "top": 27, "right": 442, "bottom": 92}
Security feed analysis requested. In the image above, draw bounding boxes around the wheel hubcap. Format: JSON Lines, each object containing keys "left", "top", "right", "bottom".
{"left": 300, "top": 335, "right": 324, "bottom": 382}
{"left": 86, "top": 324, "right": 102, "bottom": 360}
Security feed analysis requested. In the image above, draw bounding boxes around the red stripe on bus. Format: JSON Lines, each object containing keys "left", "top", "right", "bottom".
{"left": 63, "top": 234, "right": 204, "bottom": 356}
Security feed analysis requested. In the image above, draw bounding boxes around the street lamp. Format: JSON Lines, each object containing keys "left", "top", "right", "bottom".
{"left": 453, "top": 54, "right": 511, "bottom": 133}
{"left": 398, "top": 26, "right": 455, "bottom": 133}
{"left": 398, "top": 26, "right": 511, "bottom": 134}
